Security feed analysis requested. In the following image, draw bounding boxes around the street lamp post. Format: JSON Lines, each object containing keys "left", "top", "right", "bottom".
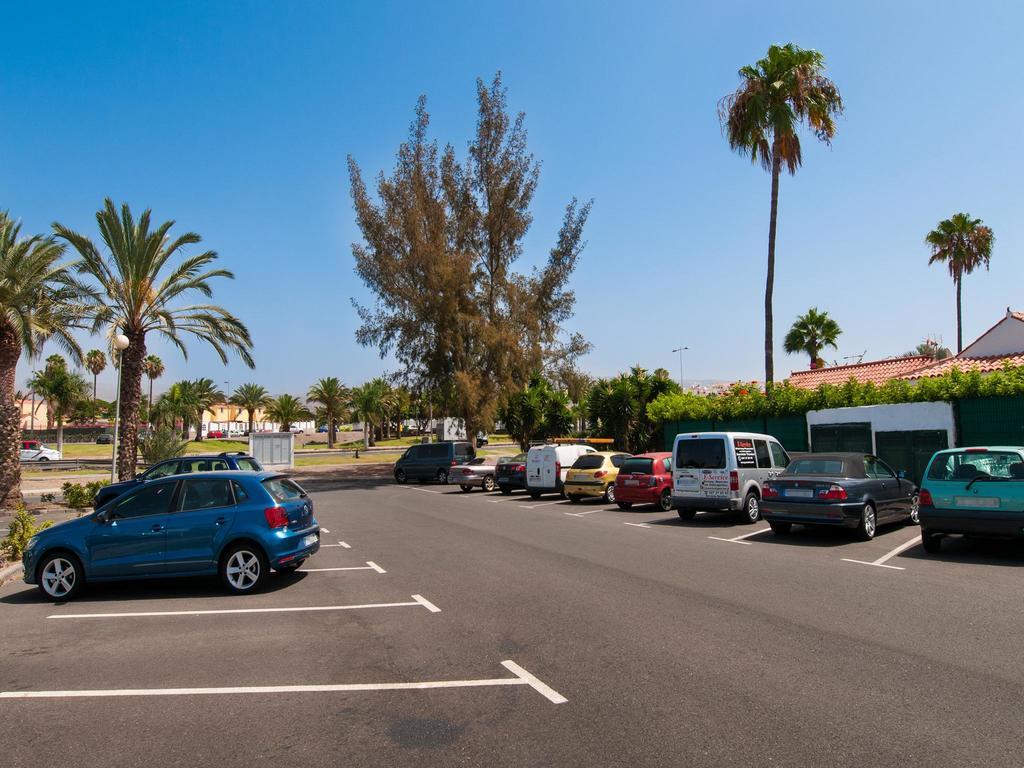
{"left": 110, "top": 334, "right": 130, "bottom": 482}
{"left": 672, "top": 346, "right": 689, "bottom": 390}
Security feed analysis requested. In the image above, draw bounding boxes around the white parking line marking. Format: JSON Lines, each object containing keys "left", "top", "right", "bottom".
{"left": 842, "top": 535, "right": 920, "bottom": 571}
{"left": 520, "top": 500, "right": 567, "bottom": 509}
{"left": 411, "top": 594, "right": 441, "bottom": 613}
{"left": 321, "top": 528, "right": 330, "bottom": 533}
{"left": 623, "top": 522, "right": 652, "bottom": 529}
{"left": 500, "top": 660, "right": 569, "bottom": 704}
{"left": 404, "top": 487, "right": 444, "bottom": 494}
{"left": 0, "top": 661, "right": 566, "bottom": 703}
{"left": 320, "top": 540, "right": 351, "bottom": 548}
{"left": 300, "top": 562, "right": 385, "bottom": 574}
{"left": 47, "top": 596, "right": 438, "bottom": 620}
{"left": 564, "top": 510, "right": 600, "bottom": 517}
{"left": 709, "top": 527, "right": 770, "bottom": 545}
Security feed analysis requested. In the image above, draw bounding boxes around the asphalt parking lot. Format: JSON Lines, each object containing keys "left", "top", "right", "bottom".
{"left": 3, "top": 480, "right": 1024, "bottom": 767}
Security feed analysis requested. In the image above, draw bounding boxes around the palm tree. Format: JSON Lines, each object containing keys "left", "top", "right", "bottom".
{"left": 307, "top": 377, "right": 348, "bottom": 449}
{"left": 27, "top": 357, "right": 89, "bottom": 453}
{"left": 347, "top": 379, "right": 392, "bottom": 449}
{"left": 150, "top": 380, "right": 199, "bottom": 438}
{"left": 54, "top": 200, "right": 254, "bottom": 480}
{"left": 143, "top": 355, "right": 165, "bottom": 413}
{"left": 266, "top": 394, "right": 312, "bottom": 433}
{"left": 720, "top": 44, "right": 843, "bottom": 388}
{"left": 84, "top": 349, "right": 106, "bottom": 404}
{"left": 0, "top": 213, "right": 89, "bottom": 507}
{"left": 926, "top": 213, "right": 995, "bottom": 353}
{"left": 230, "top": 383, "right": 272, "bottom": 437}
{"left": 905, "top": 338, "right": 952, "bottom": 361}
{"left": 190, "top": 378, "right": 225, "bottom": 441}
{"left": 784, "top": 307, "right": 842, "bottom": 369}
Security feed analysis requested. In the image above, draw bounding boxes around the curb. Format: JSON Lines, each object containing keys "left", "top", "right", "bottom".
{"left": 0, "top": 561, "right": 23, "bottom": 585}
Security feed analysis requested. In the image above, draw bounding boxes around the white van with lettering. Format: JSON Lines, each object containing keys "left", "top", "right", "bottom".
{"left": 671, "top": 432, "right": 790, "bottom": 523}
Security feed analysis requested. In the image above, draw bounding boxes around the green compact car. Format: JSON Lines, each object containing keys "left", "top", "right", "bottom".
{"left": 918, "top": 446, "right": 1024, "bottom": 554}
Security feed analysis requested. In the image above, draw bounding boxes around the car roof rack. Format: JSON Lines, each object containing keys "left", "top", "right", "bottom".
{"left": 218, "top": 451, "right": 248, "bottom": 457}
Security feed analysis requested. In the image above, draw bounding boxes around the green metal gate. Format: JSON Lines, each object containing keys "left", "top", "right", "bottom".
{"left": 875, "top": 430, "right": 949, "bottom": 484}
{"left": 809, "top": 422, "right": 872, "bottom": 453}
{"left": 957, "top": 397, "right": 1024, "bottom": 447}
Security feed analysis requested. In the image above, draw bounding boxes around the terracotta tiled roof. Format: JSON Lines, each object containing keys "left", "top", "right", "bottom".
{"left": 787, "top": 356, "right": 934, "bottom": 389}
{"left": 898, "top": 353, "right": 1024, "bottom": 380}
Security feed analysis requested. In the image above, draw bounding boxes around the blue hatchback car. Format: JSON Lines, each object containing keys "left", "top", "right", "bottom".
{"left": 23, "top": 471, "right": 319, "bottom": 600}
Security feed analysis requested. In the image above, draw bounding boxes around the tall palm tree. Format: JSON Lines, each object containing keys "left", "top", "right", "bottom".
{"left": 54, "top": 200, "right": 254, "bottom": 480}
{"left": 84, "top": 349, "right": 106, "bottom": 404}
{"left": 143, "top": 355, "right": 165, "bottom": 414}
{"left": 347, "top": 379, "right": 392, "bottom": 449}
{"left": 266, "top": 394, "right": 313, "bottom": 433}
{"left": 190, "top": 377, "right": 225, "bottom": 441}
{"left": 0, "top": 213, "right": 89, "bottom": 507}
{"left": 783, "top": 307, "right": 842, "bottom": 369}
{"left": 230, "top": 382, "right": 272, "bottom": 437}
{"left": 307, "top": 377, "right": 348, "bottom": 449}
{"left": 720, "top": 44, "right": 843, "bottom": 388}
{"left": 926, "top": 213, "right": 995, "bottom": 353}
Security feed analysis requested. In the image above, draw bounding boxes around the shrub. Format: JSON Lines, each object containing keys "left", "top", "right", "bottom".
{"left": 647, "top": 361, "right": 1024, "bottom": 425}
{"left": 1, "top": 507, "right": 53, "bottom": 561}
{"left": 39, "top": 492, "right": 56, "bottom": 503}
{"left": 139, "top": 426, "right": 189, "bottom": 464}
{"left": 61, "top": 480, "right": 109, "bottom": 510}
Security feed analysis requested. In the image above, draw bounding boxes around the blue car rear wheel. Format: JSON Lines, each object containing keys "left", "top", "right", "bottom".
{"left": 220, "top": 544, "right": 269, "bottom": 594}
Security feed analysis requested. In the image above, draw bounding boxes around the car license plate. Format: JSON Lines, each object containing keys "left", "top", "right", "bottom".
{"left": 625, "top": 479, "right": 639, "bottom": 486}
{"left": 954, "top": 496, "right": 1000, "bottom": 509}
{"left": 785, "top": 488, "right": 814, "bottom": 498}
{"left": 302, "top": 533, "right": 318, "bottom": 547}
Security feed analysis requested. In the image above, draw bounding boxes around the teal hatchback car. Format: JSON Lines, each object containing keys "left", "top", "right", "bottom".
{"left": 919, "top": 447, "right": 1024, "bottom": 554}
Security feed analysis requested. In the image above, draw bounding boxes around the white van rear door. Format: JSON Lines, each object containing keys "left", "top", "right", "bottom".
{"left": 674, "top": 437, "right": 729, "bottom": 498}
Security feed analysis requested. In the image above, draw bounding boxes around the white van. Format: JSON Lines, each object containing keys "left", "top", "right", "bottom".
{"left": 671, "top": 432, "right": 791, "bottom": 523}
{"left": 526, "top": 443, "right": 597, "bottom": 499}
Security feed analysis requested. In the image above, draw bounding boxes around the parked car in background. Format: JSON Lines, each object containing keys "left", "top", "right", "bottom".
{"left": 289, "top": 426, "right": 304, "bottom": 434}
{"left": 449, "top": 457, "right": 499, "bottom": 492}
{"left": 672, "top": 432, "right": 790, "bottom": 524}
{"left": 919, "top": 446, "right": 1024, "bottom": 554}
{"left": 95, "top": 433, "right": 113, "bottom": 445}
{"left": 525, "top": 443, "right": 597, "bottom": 499}
{"left": 393, "top": 441, "right": 476, "bottom": 484}
{"left": 20, "top": 442, "right": 61, "bottom": 462}
{"left": 564, "top": 452, "right": 632, "bottom": 503}
{"left": 495, "top": 453, "right": 528, "bottom": 494}
{"left": 93, "top": 452, "right": 264, "bottom": 509}
{"left": 207, "top": 430, "right": 225, "bottom": 439}
{"left": 614, "top": 452, "right": 674, "bottom": 511}
{"left": 317, "top": 425, "right": 329, "bottom": 433}
{"left": 761, "top": 453, "right": 918, "bottom": 540}
{"left": 476, "top": 433, "right": 489, "bottom": 446}
{"left": 23, "top": 471, "right": 319, "bottom": 600}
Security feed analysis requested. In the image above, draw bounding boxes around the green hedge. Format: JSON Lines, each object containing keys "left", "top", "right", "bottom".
{"left": 648, "top": 364, "right": 1024, "bottom": 425}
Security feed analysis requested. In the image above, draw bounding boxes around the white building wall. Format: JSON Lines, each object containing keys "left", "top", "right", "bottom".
{"left": 960, "top": 315, "right": 1024, "bottom": 357}
{"left": 806, "top": 401, "right": 956, "bottom": 453}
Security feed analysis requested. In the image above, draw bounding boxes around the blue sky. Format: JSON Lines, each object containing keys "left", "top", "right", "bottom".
{"left": 3, "top": 1, "right": 1021, "bottom": 399}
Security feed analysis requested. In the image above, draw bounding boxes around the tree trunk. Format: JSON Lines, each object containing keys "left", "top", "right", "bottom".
{"left": 364, "top": 420, "right": 370, "bottom": 449}
{"left": 116, "top": 331, "right": 146, "bottom": 481}
{"left": 93, "top": 373, "right": 98, "bottom": 404}
{"left": 956, "top": 274, "right": 963, "bottom": 354}
{"left": 148, "top": 377, "right": 154, "bottom": 414}
{"left": 56, "top": 417, "right": 64, "bottom": 454}
{"left": 0, "top": 323, "right": 23, "bottom": 510}
{"left": 247, "top": 411, "right": 255, "bottom": 437}
{"left": 327, "top": 417, "right": 334, "bottom": 449}
{"left": 765, "top": 149, "right": 782, "bottom": 390}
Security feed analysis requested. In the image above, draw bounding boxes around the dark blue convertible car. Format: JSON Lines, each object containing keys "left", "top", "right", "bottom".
{"left": 761, "top": 453, "right": 919, "bottom": 540}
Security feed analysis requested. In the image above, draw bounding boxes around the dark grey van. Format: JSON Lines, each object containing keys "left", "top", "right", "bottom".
{"left": 394, "top": 441, "right": 475, "bottom": 484}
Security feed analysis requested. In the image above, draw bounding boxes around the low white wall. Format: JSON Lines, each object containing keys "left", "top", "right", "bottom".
{"left": 806, "top": 401, "right": 956, "bottom": 452}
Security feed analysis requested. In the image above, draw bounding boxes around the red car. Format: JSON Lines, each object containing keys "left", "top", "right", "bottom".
{"left": 207, "top": 430, "right": 224, "bottom": 439}
{"left": 614, "top": 452, "right": 674, "bottom": 511}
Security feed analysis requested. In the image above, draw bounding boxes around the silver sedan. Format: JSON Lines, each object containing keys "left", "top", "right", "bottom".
{"left": 448, "top": 457, "right": 499, "bottom": 492}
